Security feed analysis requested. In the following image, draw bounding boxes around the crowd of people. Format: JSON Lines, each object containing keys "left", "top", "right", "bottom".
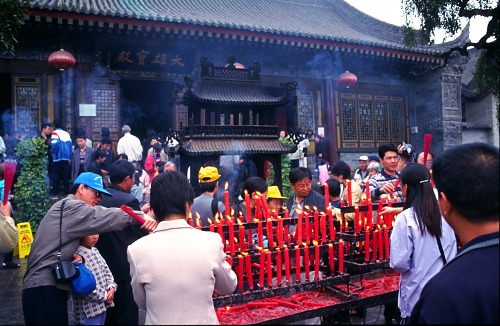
{"left": 0, "top": 120, "right": 498, "bottom": 325}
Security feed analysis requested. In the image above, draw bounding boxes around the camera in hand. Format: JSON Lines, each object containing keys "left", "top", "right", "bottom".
{"left": 401, "top": 142, "right": 414, "bottom": 159}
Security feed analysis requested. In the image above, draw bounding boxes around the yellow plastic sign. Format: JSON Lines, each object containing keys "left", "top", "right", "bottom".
{"left": 16, "top": 222, "right": 33, "bottom": 258}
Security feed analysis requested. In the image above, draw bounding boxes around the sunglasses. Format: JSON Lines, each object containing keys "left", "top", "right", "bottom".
{"left": 84, "top": 186, "right": 103, "bottom": 199}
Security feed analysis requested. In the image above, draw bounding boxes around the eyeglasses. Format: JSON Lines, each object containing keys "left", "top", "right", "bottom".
{"left": 295, "top": 182, "right": 312, "bottom": 189}
{"left": 84, "top": 186, "right": 103, "bottom": 199}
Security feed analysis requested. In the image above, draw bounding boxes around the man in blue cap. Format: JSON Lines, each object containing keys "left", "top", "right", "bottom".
{"left": 22, "top": 172, "right": 157, "bottom": 325}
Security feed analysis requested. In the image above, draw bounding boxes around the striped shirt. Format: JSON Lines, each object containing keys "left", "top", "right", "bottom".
{"left": 73, "top": 245, "right": 117, "bottom": 324}
{"left": 368, "top": 170, "right": 404, "bottom": 205}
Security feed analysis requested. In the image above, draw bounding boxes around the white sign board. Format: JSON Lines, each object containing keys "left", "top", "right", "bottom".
{"left": 79, "top": 104, "right": 96, "bottom": 117}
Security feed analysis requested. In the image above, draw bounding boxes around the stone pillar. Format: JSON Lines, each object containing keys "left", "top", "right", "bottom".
{"left": 441, "top": 56, "right": 464, "bottom": 150}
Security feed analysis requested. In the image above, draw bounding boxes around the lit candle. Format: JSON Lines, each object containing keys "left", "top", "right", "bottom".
{"left": 297, "top": 210, "right": 303, "bottom": 245}
{"left": 384, "top": 225, "right": 390, "bottom": 260}
{"left": 321, "top": 213, "right": 327, "bottom": 243}
{"left": 238, "top": 255, "right": 244, "bottom": 291}
{"left": 328, "top": 209, "right": 335, "bottom": 242}
{"left": 266, "top": 219, "right": 274, "bottom": 249}
{"left": 276, "top": 249, "right": 282, "bottom": 286}
{"left": 314, "top": 208, "right": 319, "bottom": 242}
{"left": 304, "top": 245, "right": 310, "bottom": 282}
{"left": 260, "top": 193, "right": 270, "bottom": 219}
{"left": 372, "top": 229, "right": 378, "bottom": 261}
{"left": 367, "top": 199, "right": 373, "bottom": 230}
{"left": 284, "top": 245, "right": 291, "bottom": 283}
{"left": 224, "top": 182, "right": 230, "bottom": 219}
{"left": 277, "top": 218, "right": 284, "bottom": 248}
{"left": 295, "top": 245, "right": 301, "bottom": 283}
{"left": 366, "top": 181, "right": 370, "bottom": 200}
{"left": 258, "top": 221, "right": 264, "bottom": 248}
{"left": 305, "top": 215, "right": 310, "bottom": 245}
{"left": 245, "top": 191, "right": 252, "bottom": 223}
{"left": 208, "top": 218, "right": 215, "bottom": 233}
{"left": 328, "top": 243, "right": 334, "bottom": 273}
{"left": 314, "top": 243, "right": 320, "bottom": 280}
{"left": 324, "top": 181, "right": 329, "bottom": 210}
{"left": 259, "top": 250, "right": 265, "bottom": 288}
{"left": 196, "top": 216, "right": 202, "bottom": 230}
{"left": 347, "top": 179, "right": 352, "bottom": 206}
{"left": 228, "top": 218, "right": 235, "bottom": 255}
{"left": 239, "top": 223, "right": 246, "bottom": 252}
{"left": 266, "top": 250, "right": 273, "bottom": 287}
{"left": 338, "top": 240, "right": 344, "bottom": 274}
{"left": 245, "top": 254, "right": 254, "bottom": 290}
{"left": 188, "top": 218, "right": 194, "bottom": 227}
{"left": 354, "top": 206, "right": 360, "bottom": 234}
{"left": 284, "top": 225, "right": 290, "bottom": 244}
{"left": 378, "top": 227, "right": 383, "bottom": 260}
{"left": 255, "top": 195, "right": 261, "bottom": 221}
{"left": 376, "top": 197, "right": 384, "bottom": 227}
{"left": 218, "top": 224, "right": 225, "bottom": 247}
{"left": 284, "top": 207, "right": 289, "bottom": 219}
{"left": 365, "top": 227, "right": 370, "bottom": 262}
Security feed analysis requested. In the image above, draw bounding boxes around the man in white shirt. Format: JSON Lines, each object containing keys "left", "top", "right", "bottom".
{"left": 117, "top": 125, "right": 143, "bottom": 162}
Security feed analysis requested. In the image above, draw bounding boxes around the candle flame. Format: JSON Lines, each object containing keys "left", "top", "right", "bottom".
{"left": 195, "top": 212, "right": 200, "bottom": 219}
{"left": 231, "top": 208, "right": 235, "bottom": 216}
{"left": 226, "top": 306, "right": 230, "bottom": 311}
{"left": 196, "top": 217, "right": 201, "bottom": 227}
{"left": 312, "top": 240, "right": 318, "bottom": 246}
{"left": 207, "top": 218, "right": 213, "bottom": 225}
{"left": 328, "top": 243, "right": 333, "bottom": 247}
{"left": 234, "top": 237, "right": 238, "bottom": 243}
{"left": 236, "top": 218, "right": 243, "bottom": 225}
{"left": 313, "top": 206, "right": 317, "bottom": 211}
{"left": 304, "top": 205, "right": 310, "bottom": 211}
{"left": 224, "top": 182, "right": 229, "bottom": 191}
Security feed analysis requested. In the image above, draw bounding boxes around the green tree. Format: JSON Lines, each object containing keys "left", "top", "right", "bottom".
{"left": 401, "top": 0, "right": 499, "bottom": 71}
{"left": 0, "top": 0, "right": 28, "bottom": 55}
{"left": 13, "top": 137, "right": 51, "bottom": 231}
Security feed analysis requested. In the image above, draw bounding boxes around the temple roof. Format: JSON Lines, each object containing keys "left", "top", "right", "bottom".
{"left": 28, "top": 0, "right": 468, "bottom": 57}
{"left": 180, "top": 138, "right": 295, "bottom": 155}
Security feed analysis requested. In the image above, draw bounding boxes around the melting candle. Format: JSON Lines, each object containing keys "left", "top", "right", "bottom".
{"left": 266, "top": 251, "right": 273, "bottom": 287}
{"left": 224, "top": 183, "right": 230, "bottom": 218}
{"left": 245, "top": 254, "right": 254, "bottom": 290}
{"left": 328, "top": 243, "right": 334, "bottom": 273}
{"left": 284, "top": 246, "right": 291, "bottom": 283}
{"left": 338, "top": 240, "right": 344, "bottom": 274}
{"left": 347, "top": 180, "right": 352, "bottom": 206}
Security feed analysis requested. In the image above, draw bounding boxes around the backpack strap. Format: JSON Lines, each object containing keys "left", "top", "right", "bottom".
{"left": 211, "top": 197, "right": 219, "bottom": 217}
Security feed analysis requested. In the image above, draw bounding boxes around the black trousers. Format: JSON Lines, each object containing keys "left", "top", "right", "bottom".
{"left": 22, "top": 286, "right": 69, "bottom": 325}
{"left": 50, "top": 161, "right": 71, "bottom": 196}
{"left": 105, "top": 280, "right": 139, "bottom": 325}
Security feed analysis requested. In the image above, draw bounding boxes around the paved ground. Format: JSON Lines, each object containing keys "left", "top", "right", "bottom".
{"left": 0, "top": 253, "right": 388, "bottom": 325}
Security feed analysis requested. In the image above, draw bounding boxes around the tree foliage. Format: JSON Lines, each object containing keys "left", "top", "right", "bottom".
{"left": 402, "top": 0, "right": 499, "bottom": 71}
{"left": 13, "top": 137, "right": 51, "bottom": 231}
{"left": 0, "top": 0, "right": 28, "bottom": 55}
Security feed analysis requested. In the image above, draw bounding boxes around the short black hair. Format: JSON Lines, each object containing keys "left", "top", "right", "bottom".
{"left": 41, "top": 122, "right": 52, "bottom": 130}
{"left": 330, "top": 160, "right": 351, "bottom": 179}
{"left": 378, "top": 143, "right": 398, "bottom": 160}
{"left": 242, "top": 176, "right": 268, "bottom": 197}
{"left": 101, "top": 137, "right": 112, "bottom": 145}
{"left": 200, "top": 181, "right": 218, "bottom": 193}
{"left": 117, "top": 153, "right": 128, "bottom": 160}
{"left": 91, "top": 149, "right": 107, "bottom": 161}
{"left": 325, "top": 178, "right": 341, "bottom": 197}
{"left": 109, "top": 160, "right": 135, "bottom": 184}
{"left": 151, "top": 171, "right": 195, "bottom": 221}
{"left": 433, "top": 142, "right": 498, "bottom": 223}
{"left": 289, "top": 167, "right": 312, "bottom": 185}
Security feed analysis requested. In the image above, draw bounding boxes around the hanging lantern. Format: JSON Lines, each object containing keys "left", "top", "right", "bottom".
{"left": 48, "top": 49, "right": 76, "bottom": 71}
{"left": 338, "top": 71, "right": 357, "bottom": 88}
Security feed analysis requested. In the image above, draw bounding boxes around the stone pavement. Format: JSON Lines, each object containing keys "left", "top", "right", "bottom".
{"left": 0, "top": 253, "right": 387, "bottom": 325}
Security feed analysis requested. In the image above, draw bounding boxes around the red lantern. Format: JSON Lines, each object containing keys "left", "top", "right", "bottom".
{"left": 48, "top": 49, "right": 76, "bottom": 71}
{"left": 338, "top": 71, "right": 357, "bottom": 88}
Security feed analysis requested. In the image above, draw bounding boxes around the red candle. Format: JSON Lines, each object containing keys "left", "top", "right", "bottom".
{"left": 284, "top": 225, "right": 290, "bottom": 244}
{"left": 255, "top": 195, "right": 261, "bottom": 221}
{"left": 245, "top": 254, "right": 254, "bottom": 290}
{"left": 328, "top": 243, "right": 334, "bottom": 273}
{"left": 376, "top": 198, "right": 384, "bottom": 227}
{"left": 372, "top": 229, "right": 378, "bottom": 261}
{"left": 226, "top": 254, "right": 232, "bottom": 267}
{"left": 384, "top": 225, "right": 390, "bottom": 260}
{"left": 248, "top": 229, "right": 253, "bottom": 246}
{"left": 284, "top": 207, "right": 289, "bottom": 219}
{"left": 276, "top": 249, "right": 282, "bottom": 286}
{"left": 196, "top": 217, "right": 202, "bottom": 230}
{"left": 305, "top": 216, "right": 310, "bottom": 245}
{"left": 328, "top": 209, "right": 335, "bottom": 242}
{"left": 266, "top": 250, "right": 273, "bottom": 287}
{"left": 340, "top": 199, "right": 345, "bottom": 207}
{"left": 297, "top": 210, "right": 303, "bottom": 245}
{"left": 245, "top": 191, "right": 252, "bottom": 223}
{"left": 365, "top": 227, "right": 370, "bottom": 262}
{"left": 224, "top": 182, "right": 230, "bottom": 219}
{"left": 218, "top": 224, "right": 225, "bottom": 247}
{"left": 247, "top": 301, "right": 279, "bottom": 308}
{"left": 347, "top": 179, "right": 352, "bottom": 206}
{"left": 258, "top": 221, "right": 264, "bottom": 248}
{"left": 378, "top": 228, "right": 383, "bottom": 260}
{"left": 228, "top": 218, "right": 235, "bottom": 255}
{"left": 365, "top": 181, "right": 370, "bottom": 200}
{"left": 295, "top": 245, "right": 301, "bottom": 284}
{"left": 259, "top": 250, "right": 265, "bottom": 288}
{"left": 304, "top": 245, "right": 310, "bottom": 282}
{"left": 314, "top": 244, "right": 320, "bottom": 280}
{"left": 354, "top": 206, "right": 360, "bottom": 234}
{"left": 277, "top": 218, "right": 283, "bottom": 248}
{"left": 367, "top": 199, "right": 373, "bottom": 230}
{"left": 284, "top": 246, "right": 291, "bottom": 283}
{"left": 324, "top": 181, "right": 329, "bottom": 210}
{"left": 260, "top": 194, "right": 270, "bottom": 219}
{"left": 238, "top": 255, "right": 244, "bottom": 291}
{"left": 321, "top": 214, "right": 327, "bottom": 243}
{"left": 188, "top": 218, "right": 194, "bottom": 227}
{"left": 266, "top": 219, "right": 274, "bottom": 249}
{"left": 239, "top": 225, "right": 246, "bottom": 252}
{"left": 314, "top": 209, "right": 319, "bottom": 242}
{"left": 338, "top": 240, "right": 344, "bottom": 274}
{"left": 208, "top": 218, "right": 215, "bottom": 233}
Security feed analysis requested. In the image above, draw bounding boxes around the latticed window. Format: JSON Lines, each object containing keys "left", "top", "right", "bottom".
{"left": 336, "top": 92, "right": 408, "bottom": 149}
{"left": 14, "top": 76, "right": 41, "bottom": 136}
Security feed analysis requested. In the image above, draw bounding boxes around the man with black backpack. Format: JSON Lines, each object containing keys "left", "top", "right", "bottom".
{"left": 190, "top": 166, "right": 226, "bottom": 227}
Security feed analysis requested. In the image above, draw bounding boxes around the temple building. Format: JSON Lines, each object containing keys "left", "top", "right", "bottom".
{"left": 1, "top": 0, "right": 497, "bottom": 170}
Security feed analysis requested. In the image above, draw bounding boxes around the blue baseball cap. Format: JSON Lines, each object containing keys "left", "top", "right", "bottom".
{"left": 73, "top": 172, "right": 113, "bottom": 197}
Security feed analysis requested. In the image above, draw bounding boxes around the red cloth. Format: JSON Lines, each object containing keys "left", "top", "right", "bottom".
{"left": 144, "top": 153, "right": 160, "bottom": 181}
